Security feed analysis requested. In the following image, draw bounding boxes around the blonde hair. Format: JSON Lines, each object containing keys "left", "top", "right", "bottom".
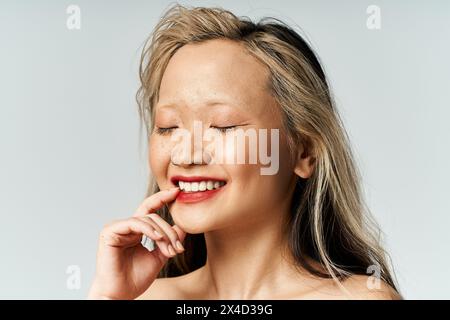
{"left": 136, "top": 3, "right": 400, "bottom": 296}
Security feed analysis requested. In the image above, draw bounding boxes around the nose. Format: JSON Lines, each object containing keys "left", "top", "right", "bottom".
{"left": 170, "top": 121, "right": 212, "bottom": 167}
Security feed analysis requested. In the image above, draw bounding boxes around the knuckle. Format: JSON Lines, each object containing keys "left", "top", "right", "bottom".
{"left": 138, "top": 216, "right": 155, "bottom": 227}
{"left": 101, "top": 224, "right": 113, "bottom": 235}
{"left": 167, "top": 230, "right": 178, "bottom": 241}
{"left": 102, "top": 219, "right": 117, "bottom": 230}
{"left": 130, "top": 217, "right": 143, "bottom": 224}
{"left": 148, "top": 213, "right": 159, "bottom": 219}
{"left": 99, "top": 230, "right": 108, "bottom": 239}
{"left": 101, "top": 222, "right": 111, "bottom": 231}
{"left": 107, "top": 234, "right": 122, "bottom": 246}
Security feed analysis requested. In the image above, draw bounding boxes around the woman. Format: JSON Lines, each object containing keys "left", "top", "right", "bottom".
{"left": 88, "top": 4, "right": 401, "bottom": 300}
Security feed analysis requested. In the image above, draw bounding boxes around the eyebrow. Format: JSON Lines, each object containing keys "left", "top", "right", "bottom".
{"left": 155, "top": 99, "right": 237, "bottom": 110}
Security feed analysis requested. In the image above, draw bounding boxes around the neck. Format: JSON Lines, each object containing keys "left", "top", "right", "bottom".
{"left": 197, "top": 210, "right": 304, "bottom": 299}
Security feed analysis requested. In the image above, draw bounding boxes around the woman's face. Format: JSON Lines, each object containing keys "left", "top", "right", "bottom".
{"left": 149, "top": 39, "right": 297, "bottom": 234}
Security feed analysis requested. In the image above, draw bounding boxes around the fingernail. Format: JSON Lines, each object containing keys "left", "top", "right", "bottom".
{"left": 168, "top": 244, "right": 176, "bottom": 255}
{"left": 164, "top": 187, "right": 179, "bottom": 194}
{"left": 175, "top": 240, "right": 184, "bottom": 251}
{"left": 154, "top": 230, "right": 163, "bottom": 238}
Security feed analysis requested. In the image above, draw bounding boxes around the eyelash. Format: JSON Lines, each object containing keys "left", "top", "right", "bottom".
{"left": 211, "top": 125, "right": 237, "bottom": 133}
{"left": 155, "top": 126, "right": 237, "bottom": 135}
{"left": 155, "top": 127, "right": 177, "bottom": 135}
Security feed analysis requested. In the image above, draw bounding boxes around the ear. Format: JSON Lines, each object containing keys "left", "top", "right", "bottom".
{"left": 293, "top": 140, "right": 316, "bottom": 179}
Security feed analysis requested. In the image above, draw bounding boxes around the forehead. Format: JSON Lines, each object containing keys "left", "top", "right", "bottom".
{"left": 157, "top": 39, "right": 273, "bottom": 114}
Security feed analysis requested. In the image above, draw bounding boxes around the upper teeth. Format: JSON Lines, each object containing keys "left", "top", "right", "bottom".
{"left": 178, "top": 180, "right": 225, "bottom": 192}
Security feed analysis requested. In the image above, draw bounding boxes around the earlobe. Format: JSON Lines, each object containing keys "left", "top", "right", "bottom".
{"left": 294, "top": 158, "right": 315, "bottom": 179}
{"left": 293, "top": 143, "right": 316, "bottom": 179}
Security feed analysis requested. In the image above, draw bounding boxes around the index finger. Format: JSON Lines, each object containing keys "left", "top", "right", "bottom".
{"left": 133, "top": 187, "right": 180, "bottom": 217}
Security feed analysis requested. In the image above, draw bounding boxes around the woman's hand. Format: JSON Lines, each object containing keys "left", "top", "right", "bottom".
{"left": 87, "top": 187, "right": 186, "bottom": 300}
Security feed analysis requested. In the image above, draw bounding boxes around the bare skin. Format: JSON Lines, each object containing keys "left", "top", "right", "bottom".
{"left": 139, "top": 272, "right": 401, "bottom": 300}
{"left": 89, "top": 39, "right": 400, "bottom": 300}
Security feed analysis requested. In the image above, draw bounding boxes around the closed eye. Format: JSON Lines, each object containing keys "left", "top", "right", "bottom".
{"left": 155, "top": 126, "right": 178, "bottom": 135}
{"left": 211, "top": 125, "right": 237, "bottom": 133}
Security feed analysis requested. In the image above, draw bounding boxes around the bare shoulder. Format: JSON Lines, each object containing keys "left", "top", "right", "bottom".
{"left": 291, "top": 274, "right": 402, "bottom": 300}
{"left": 136, "top": 276, "right": 186, "bottom": 300}
{"left": 339, "top": 275, "right": 402, "bottom": 300}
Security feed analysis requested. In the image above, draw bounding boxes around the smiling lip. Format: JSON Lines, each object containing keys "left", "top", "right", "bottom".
{"left": 170, "top": 175, "right": 227, "bottom": 204}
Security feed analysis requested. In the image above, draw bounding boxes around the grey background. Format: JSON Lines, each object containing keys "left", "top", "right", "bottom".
{"left": 0, "top": 0, "right": 449, "bottom": 299}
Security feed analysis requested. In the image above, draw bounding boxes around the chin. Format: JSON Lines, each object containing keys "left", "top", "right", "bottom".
{"left": 171, "top": 207, "right": 216, "bottom": 234}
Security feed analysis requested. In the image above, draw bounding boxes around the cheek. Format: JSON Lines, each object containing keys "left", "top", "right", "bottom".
{"left": 225, "top": 131, "right": 294, "bottom": 205}
{"left": 149, "top": 136, "right": 172, "bottom": 179}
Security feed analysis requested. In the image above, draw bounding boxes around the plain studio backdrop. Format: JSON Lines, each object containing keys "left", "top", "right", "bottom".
{"left": 0, "top": 0, "right": 449, "bottom": 299}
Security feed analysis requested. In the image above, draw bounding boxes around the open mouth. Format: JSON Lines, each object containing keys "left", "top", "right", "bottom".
{"left": 178, "top": 180, "right": 226, "bottom": 192}
{"left": 170, "top": 176, "right": 227, "bottom": 204}
{"left": 171, "top": 176, "right": 227, "bottom": 193}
